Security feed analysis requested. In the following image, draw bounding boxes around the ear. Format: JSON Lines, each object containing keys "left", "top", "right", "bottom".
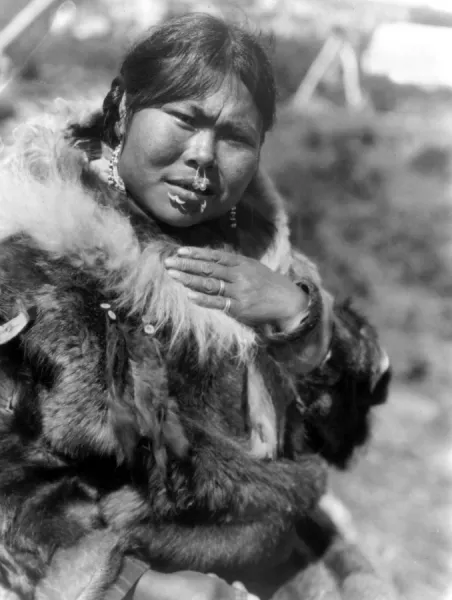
{"left": 370, "top": 347, "right": 390, "bottom": 393}
{"left": 114, "top": 126, "right": 125, "bottom": 143}
{"left": 370, "top": 363, "right": 392, "bottom": 406}
{"left": 113, "top": 92, "right": 127, "bottom": 140}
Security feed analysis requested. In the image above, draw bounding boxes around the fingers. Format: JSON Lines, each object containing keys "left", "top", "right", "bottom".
{"left": 176, "top": 246, "right": 240, "bottom": 267}
{"left": 232, "top": 586, "right": 248, "bottom": 600}
{"left": 165, "top": 256, "right": 233, "bottom": 281}
{"left": 165, "top": 256, "right": 232, "bottom": 281}
{"left": 166, "top": 269, "right": 231, "bottom": 297}
{"left": 165, "top": 257, "right": 238, "bottom": 315}
{"left": 207, "top": 575, "right": 260, "bottom": 600}
{"left": 187, "top": 291, "right": 236, "bottom": 315}
{"left": 232, "top": 581, "right": 260, "bottom": 600}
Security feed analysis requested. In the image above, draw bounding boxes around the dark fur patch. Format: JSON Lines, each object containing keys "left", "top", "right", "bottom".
{"left": 0, "top": 234, "right": 390, "bottom": 595}
{"left": 299, "top": 300, "right": 391, "bottom": 468}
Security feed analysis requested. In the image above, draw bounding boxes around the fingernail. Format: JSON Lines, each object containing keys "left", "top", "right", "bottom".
{"left": 232, "top": 582, "right": 246, "bottom": 590}
{"left": 164, "top": 257, "right": 176, "bottom": 267}
{"left": 166, "top": 269, "right": 180, "bottom": 279}
{"left": 177, "top": 247, "right": 191, "bottom": 256}
{"left": 187, "top": 291, "right": 198, "bottom": 299}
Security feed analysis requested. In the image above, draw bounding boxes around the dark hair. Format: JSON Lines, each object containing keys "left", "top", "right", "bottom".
{"left": 72, "top": 13, "right": 276, "bottom": 149}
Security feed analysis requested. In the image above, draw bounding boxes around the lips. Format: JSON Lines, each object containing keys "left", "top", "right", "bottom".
{"left": 166, "top": 182, "right": 209, "bottom": 203}
{"left": 165, "top": 179, "right": 219, "bottom": 217}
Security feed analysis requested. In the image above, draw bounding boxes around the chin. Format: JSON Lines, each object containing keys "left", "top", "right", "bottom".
{"left": 131, "top": 197, "right": 201, "bottom": 228}
{"left": 160, "top": 208, "right": 207, "bottom": 228}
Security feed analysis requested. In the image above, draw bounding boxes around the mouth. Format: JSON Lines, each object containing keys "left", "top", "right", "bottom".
{"left": 165, "top": 180, "right": 217, "bottom": 214}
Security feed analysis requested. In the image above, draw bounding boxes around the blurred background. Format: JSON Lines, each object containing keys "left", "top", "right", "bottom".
{"left": 0, "top": 1, "right": 451, "bottom": 598}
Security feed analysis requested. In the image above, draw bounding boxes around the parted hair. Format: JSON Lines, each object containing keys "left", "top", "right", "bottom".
{"left": 71, "top": 12, "right": 276, "bottom": 149}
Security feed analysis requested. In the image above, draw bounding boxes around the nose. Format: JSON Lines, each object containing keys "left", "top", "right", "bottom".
{"left": 370, "top": 347, "right": 392, "bottom": 405}
{"left": 185, "top": 129, "right": 216, "bottom": 169}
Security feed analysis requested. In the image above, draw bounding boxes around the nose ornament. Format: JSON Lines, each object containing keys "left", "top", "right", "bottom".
{"left": 193, "top": 167, "right": 208, "bottom": 191}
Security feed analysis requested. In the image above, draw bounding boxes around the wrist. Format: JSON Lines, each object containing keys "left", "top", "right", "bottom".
{"left": 275, "top": 284, "right": 310, "bottom": 333}
{"left": 264, "top": 279, "right": 334, "bottom": 373}
{"left": 133, "top": 570, "right": 176, "bottom": 600}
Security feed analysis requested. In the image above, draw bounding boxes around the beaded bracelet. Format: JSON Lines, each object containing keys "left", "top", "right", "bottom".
{"left": 263, "top": 279, "right": 333, "bottom": 371}
{"left": 263, "top": 278, "right": 322, "bottom": 345}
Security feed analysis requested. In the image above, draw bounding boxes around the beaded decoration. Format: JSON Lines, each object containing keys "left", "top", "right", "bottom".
{"left": 107, "top": 144, "right": 126, "bottom": 193}
{"left": 229, "top": 206, "right": 237, "bottom": 229}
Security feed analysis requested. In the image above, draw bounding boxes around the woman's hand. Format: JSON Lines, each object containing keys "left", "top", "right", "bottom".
{"left": 164, "top": 247, "right": 310, "bottom": 332}
{"left": 133, "top": 569, "right": 260, "bottom": 600}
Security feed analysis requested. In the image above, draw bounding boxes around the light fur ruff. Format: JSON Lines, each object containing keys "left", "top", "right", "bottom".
{"left": 0, "top": 108, "right": 319, "bottom": 365}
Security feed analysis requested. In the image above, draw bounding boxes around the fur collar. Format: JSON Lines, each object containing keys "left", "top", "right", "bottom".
{"left": 0, "top": 111, "right": 293, "bottom": 363}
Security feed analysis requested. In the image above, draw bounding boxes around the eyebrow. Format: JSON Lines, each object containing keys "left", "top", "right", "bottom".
{"left": 219, "top": 120, "right": 260, "bottom": 143}
{"left": 189, "top": 105, "right": 261, "bottom": 142}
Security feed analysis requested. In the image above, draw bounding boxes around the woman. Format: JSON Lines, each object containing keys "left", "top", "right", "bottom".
{"left": 0, "top": 12, "right": 392, "bottom": 600}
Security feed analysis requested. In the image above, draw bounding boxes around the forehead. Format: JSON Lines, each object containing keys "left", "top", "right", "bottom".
{"left": 176, "top": 77, "right": 261, "bottom": 128}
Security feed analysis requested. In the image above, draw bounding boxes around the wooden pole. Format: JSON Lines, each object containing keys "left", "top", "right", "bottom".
{"left": 290, "top": 34, "right": 343, "bottom": 110}
{"left": 0, "top": 0, "right": 61, "bottom": 54}
{"left": 340, "top": 40, "right": 364, "bottom": 109}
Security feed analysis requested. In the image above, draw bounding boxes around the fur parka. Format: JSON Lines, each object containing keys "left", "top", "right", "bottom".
{"left": 0, "top": 112, "right": 391, "bottom": 600}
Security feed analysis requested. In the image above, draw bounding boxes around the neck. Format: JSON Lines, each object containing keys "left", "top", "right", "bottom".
{"left": 122, "top": 192, "right": 238, "bottom": 251}
{"left": 122, "top": 191, "right": 154, "bottom": 224}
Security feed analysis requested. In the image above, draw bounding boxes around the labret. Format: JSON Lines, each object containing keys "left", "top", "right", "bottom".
{"left": 168, "top": 193, "right": 207, "bottom": 213}
{"left": 168, "top": 167, "right": 208, "bottom": 213}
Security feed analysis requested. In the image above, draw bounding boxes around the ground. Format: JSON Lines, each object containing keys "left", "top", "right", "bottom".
{"left": 331, "top": 378, "right": 452, "bottom": 600}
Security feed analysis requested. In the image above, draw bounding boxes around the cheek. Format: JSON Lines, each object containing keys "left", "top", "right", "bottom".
{"left": 218, "top": 146, "right": 259, "bottom": 193}
{"left": 122, "top": 118, "right": 184, "bottom": 173}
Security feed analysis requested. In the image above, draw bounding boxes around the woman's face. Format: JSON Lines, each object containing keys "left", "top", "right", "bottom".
{"left": 118, "top": 76, "right": 262, "bottom": 227}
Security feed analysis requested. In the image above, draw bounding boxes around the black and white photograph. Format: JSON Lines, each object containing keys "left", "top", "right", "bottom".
{"left": 0, "top": 1, "right": 450, "bottom": 599}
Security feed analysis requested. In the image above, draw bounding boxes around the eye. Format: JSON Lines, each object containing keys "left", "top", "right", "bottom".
{"left": 171, "top": 111, "right": 195, "bottom": 127}
{"left": 231, "top": 134, "right": 253, "bottom": 146}
{"left": 216, "top": 123, "right": 257, "bottom": 148}
{"left": 223, "top": 130, "right": 256, "bottom": 148}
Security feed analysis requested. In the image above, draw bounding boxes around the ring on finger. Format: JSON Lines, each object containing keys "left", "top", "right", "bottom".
{"left": 204, "top": 278, "right": 216, "bottom": 294}
{"left": 223, "top": 297, "right": 232, "bottom": 315}
{"left": 218, "top": 279, "right": 225, "bottom": 297}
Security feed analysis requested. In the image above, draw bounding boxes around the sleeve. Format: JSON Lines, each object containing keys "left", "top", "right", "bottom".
{"left": 0, "top": 241, "right": 39, "bottom": 417}
{"left": 262, "top": 247, "right": 335, "bottom": 375}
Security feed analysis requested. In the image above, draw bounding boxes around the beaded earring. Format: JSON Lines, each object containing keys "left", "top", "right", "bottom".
{"left": 229, "top": 206, "right": 237, "bottom": 229}
{"left": 107, "top": 142, "right": 126, "bottom": 193}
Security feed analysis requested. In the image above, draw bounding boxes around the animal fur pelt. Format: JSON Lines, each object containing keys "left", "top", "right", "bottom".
{"left": 0, "top": 110, "right": 391, "bottom": 599}
{"left": 0, "top": 110, "right": 319, "bottom": 363}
